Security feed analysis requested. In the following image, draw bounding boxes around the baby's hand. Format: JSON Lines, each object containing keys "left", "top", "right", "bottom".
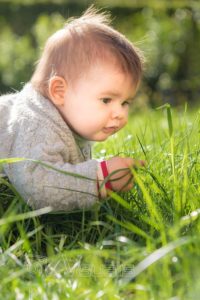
{"left": 106, "top": 157, "right": 145, "bottom": 192}
{"left": 97, "top": 157, "right": 145, "bottom": 197}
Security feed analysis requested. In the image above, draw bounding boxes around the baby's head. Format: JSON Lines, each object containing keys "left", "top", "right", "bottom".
{"left": 31, "top": 6, "right": 143, "bottom": 96}
{"left": 31, "top": 6, "right": 144, "bottom": 141}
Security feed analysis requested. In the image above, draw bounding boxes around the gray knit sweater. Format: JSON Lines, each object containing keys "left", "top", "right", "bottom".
{"left": 0, "top": 83, "right": 99, "bottom": 211}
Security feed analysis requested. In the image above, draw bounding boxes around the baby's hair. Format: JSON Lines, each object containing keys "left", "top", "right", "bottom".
{"left": 31, "top": 5, "right": 144, "bottom": 97}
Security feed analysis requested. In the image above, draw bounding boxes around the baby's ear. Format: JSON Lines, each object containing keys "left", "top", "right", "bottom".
{"left": 48, "top": 76, "right": 67, "bottom": 106}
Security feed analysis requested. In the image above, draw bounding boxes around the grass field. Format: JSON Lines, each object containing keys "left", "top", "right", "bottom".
{"left": 0, "top": 104, "right": 200, "bottom": 300}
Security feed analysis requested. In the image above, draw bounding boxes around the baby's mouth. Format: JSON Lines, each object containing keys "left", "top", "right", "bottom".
{"left": 102, "top": 126, "right": 118, "bottom": 134}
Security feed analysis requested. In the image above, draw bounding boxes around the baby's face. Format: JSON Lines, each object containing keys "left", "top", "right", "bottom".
{"left": 60, "top": 62, "right": 137, "bottom": 141}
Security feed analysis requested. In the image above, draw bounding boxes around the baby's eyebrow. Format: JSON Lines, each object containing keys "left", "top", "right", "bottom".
{"left": 101, "top": 91, "right": 121, "bottom": 97}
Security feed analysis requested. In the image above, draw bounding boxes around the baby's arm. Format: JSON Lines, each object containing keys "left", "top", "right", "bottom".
{"left": 5, "top": 139, "right": 99, "bottom": 211}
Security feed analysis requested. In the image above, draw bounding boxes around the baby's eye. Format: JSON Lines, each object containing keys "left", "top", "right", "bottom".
{"left": 122, "top": 101, "right": 130, "bottom": 106}
{"left": 101, "top": 98, "right": 112, "bottom": 104}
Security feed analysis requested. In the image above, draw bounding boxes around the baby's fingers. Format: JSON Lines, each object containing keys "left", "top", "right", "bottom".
{"left": 132, "top": 159, "right": 146, "bottom": 168}
{"left": 120, "top": 174, "right": 134, "bottom": 191}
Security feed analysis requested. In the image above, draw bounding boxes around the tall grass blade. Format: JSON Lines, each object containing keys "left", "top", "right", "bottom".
{"left": 120, "top": 236, "right": 191, "bottom": 285}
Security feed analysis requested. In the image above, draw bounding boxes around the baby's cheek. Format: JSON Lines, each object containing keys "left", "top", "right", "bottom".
{"left": 122, "top": 119, "right": 128, "bottom": 128}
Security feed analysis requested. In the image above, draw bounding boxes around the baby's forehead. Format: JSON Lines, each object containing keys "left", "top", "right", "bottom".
{"left": 69, "top": 62, "right": 137, "bottom": 97}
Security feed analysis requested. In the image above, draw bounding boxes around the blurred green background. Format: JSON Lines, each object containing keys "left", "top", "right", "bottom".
{"left": 0, "top": 0, "right": 200, "bottom": 107}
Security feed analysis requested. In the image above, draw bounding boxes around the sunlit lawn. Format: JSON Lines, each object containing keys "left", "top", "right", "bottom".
{"left": 0, "top": 104, "right": 200, "bottom": 299}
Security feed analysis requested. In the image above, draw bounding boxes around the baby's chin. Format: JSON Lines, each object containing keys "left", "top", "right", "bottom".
{"left": 91, "top": 135, "right": 113, "bottom": 142}
{"left": 84, "top": 130, "right": 118, "bottom": 142}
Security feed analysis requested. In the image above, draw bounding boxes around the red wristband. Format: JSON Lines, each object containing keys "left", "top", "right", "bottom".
{"left": 100, "top": 161, "right": 112, "bottom": 190}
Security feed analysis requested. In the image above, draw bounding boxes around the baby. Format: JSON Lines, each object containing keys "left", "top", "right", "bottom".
{"left": 0, "top": 7, "right": 144, "bottom": 211}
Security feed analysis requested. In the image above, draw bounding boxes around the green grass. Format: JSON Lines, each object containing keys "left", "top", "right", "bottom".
{"left": 0, "top": 104, "right": 200, "bottom": 299}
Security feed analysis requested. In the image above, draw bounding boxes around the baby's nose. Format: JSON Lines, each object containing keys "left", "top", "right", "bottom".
{"left": 111, "top": 106, "right": 124, "bottom": 119}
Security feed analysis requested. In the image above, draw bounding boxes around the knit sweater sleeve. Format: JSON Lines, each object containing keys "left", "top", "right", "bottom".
{"left": 5, "top": 130, "right": 99, "bottom": 211}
